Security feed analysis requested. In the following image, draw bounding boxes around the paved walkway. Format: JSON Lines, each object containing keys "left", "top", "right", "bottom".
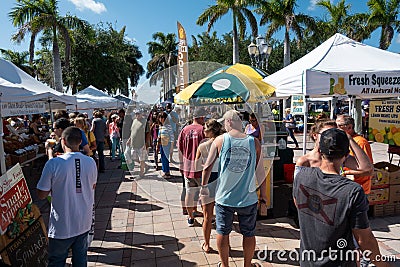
{"left": 83, "top": 140, "right": 400, "bottom": 267}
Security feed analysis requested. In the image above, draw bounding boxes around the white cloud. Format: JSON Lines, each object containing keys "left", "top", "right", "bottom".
{"left": 396, "top": 35, "right": 400, "bottom": 44}
{"left": 308, "top": 0, "right": 319, "bottom": 11}
{"left": 308, "top": 0, "right": 335, "bottom": 11}
{"left": 68, "top": 0, "right": 107, "bottom": 14}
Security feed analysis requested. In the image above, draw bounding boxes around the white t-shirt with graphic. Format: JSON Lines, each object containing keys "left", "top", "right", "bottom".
{"left": 37, "top": 152, "right": 97, "bottom": 239}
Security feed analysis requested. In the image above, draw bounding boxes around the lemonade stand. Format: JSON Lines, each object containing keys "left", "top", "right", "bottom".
{"left": 263, "top": 33, "right": 400, "bottom": 154}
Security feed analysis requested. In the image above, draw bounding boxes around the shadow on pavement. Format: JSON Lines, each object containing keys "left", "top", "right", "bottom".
{"left": 89, "top": 232, "right": 198, "bottom": 267}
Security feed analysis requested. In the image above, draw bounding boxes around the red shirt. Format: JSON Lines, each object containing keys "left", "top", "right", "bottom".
{"left": 178, "top": 124, "right": 205, "bottom": 178}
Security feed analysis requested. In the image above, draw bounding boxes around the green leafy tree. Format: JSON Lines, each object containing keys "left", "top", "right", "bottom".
{"left": 256, "top": 0, "right": 316, "bottom": 67}
{"left": 68, "top": 24, "right": 144, "bottom": 95}
{"left": 367, "top": 0, "right": 400, "bottom": 50}
{"left": 197, "top": 0, "right": 258, "bottom": 64}
{"left": 0, "top": 49, "right": 35, "bottom": 76}
{"left": 315, "top": 0, "right": 372, "bottom": 42}
{"left": 9, "top": 0, "right": 89, "bottom": 92}
{"left": 190, "top": 32, "right": 229, "bottom": 64}
{"left": 189, "top": 32, "right": 252, "bottom": 66}
{"left": 146, "top": 32, "right": 178, "bottom": 100}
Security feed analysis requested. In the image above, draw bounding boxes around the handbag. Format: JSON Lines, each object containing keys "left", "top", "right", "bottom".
{"left": 285, "top": 115, "right": 296, "bottom": 129}
{"left": 88, "top": 131, "right": 99, "bottom": 169}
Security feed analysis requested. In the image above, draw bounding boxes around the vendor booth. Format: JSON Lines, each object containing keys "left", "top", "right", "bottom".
{"left": 264, "top": 33, "right": 400, "bottom": 216}
{"left": 0, "top": 58, "right": 76, "bottom": 175}
{"left": 67, "top": 85, "right": 125, "bottom": 113}
{"left": 264, "top": 33, "right": 400, "bottom": 154}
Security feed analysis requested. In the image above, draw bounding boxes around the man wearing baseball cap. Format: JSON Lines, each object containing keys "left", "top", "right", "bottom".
{"left": 293, "top": 128, "right": 388, "bottom": 267}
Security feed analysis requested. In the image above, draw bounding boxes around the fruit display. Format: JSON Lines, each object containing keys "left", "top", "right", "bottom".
{"left": 368, "top": 125, "right": 400, "bottom": 146}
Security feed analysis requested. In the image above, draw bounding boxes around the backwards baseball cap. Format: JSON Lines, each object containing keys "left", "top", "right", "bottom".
{"left": 193, "top": 107, "right": 207, "bottom": 118}
{"left": 319, "top": 128, "right": 350, "bottom": 157}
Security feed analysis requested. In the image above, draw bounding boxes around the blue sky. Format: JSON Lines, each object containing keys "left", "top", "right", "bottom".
{"left": 1, "top": 0, "right": 399, "bottom": 102}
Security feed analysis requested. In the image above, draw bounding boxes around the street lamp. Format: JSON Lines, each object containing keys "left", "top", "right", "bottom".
{"left": 248, "top": 36, "right": 272, "bottom": 70}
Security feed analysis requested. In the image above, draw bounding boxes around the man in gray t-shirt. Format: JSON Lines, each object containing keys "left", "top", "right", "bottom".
{"left": 127, "top": 110, "right": 147, "bottom": 177}
{"left": 293, "top": 128, "right": 388, "bottom": 267}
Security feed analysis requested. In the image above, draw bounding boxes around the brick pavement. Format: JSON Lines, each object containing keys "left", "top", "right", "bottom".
{"left": 83, "top": 142, "right": 400, "bottom": 267}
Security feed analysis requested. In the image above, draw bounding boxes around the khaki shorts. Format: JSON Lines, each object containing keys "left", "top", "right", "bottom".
{"left": 131, "top": 147, "right": 147, "bottom": 162}
{"left": 184, "top": 177, "right": 201, "bottom": 194}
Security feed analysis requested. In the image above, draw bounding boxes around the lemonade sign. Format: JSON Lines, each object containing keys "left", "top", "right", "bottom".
{"left": 369, "top": 100, "right": 400, "bottom": 146}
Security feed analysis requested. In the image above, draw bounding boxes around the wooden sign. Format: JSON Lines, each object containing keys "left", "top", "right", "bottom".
{"left": 0, "top": 164, "right": 32, "bottom": 234}
{"left": 3, "top": 217, "right": 48, "bottom": 266}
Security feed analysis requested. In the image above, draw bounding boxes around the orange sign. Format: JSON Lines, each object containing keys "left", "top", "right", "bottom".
{"left": 177, "top": 21, "right": 189, "bottom": 93}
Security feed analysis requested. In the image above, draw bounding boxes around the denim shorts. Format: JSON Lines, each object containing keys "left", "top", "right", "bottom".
{"left": 215, "top": 202, "right": 258, "bottom": 237}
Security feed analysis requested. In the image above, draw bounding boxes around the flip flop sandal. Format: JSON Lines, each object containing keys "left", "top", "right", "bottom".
{"left": 201, "top": 242, "right": 211, "bottom": 254}
{"left": 251, "top": 262, "right": 262, "bottom": 267}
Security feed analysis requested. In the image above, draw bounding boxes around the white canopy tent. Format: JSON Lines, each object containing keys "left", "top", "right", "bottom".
{"left": 68, "top": 85, "right": 124, "bottom": 112}
{"left": 264, "top": 33, "right": 400, "bottom": 153}
{"left": 265, "top": 33, "right": 400, "bottom": 98}
{"left": 0, "top": 58, "right": 76, "bottom": 174}
{"left": 114, "top": 94, "right": 132, "bottom": 106}
{"left": 0, "top": 58, "right": 76, "bottom": 110}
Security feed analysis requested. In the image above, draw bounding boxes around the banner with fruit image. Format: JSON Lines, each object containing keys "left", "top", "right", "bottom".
{"left": 304, "top": 70, "right": 400, "bottom": 98}
{"left": 369, "top": 100, "right": 400, "bottom": 146}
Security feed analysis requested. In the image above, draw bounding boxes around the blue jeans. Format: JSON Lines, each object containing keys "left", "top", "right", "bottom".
{"left": 48, "top": 231, "right": 89, "bottom": 267}
{"left": 160, "top": 146, "right": 170, "bottom": 173}
{"left": 286, "top": 127, "right": 299, "bottom": 147}
{"left": 111, "top": 137, "right": 120, "bottom": 159}
{"left": 96, "top": 141, "right": 105, "bottom": 170}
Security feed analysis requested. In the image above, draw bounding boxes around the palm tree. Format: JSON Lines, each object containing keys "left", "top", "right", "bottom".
{"left": 316, "top": 0, "right": 350, "bottom": 36}
{"left": 256, "top": 0, "right": 316, "bottom": 67}
{"left": 146, "top": 32, "right": 178, "bottom": 101}
{"left": 197, "top": 0, "right": 258, "bottom": 64}
{"left": 9, "top": 0, "right": 89, "bottom": 92}
{"left": 315, "top": 0, "right": 372, "bottom": 42}
{"left": 0, "top": 49, "right": 35, "bottom": 76}
{"left": 367, "top": 0, "right": 400, "bottom": 50}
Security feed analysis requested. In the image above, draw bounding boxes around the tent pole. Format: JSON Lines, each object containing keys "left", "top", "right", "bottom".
{"left": 302, "top": 96, "right": 308, "bottom": 155}
{"left": 48, "top": 99, "right": 54, "bottom": 127}
{"left": 0, "top": 93, "right": 6, "bottom": 174}
{"left": 330, "top": 97, "right": 337, "bottom": 119}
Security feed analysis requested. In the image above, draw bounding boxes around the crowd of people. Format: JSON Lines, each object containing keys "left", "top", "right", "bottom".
{"left": 7, "top": 102, "right": 387, "bottom": 267}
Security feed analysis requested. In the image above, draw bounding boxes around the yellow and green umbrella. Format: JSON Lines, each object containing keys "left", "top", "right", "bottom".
{"left": 174, "top": 63, "right": 275, "bottom": 105}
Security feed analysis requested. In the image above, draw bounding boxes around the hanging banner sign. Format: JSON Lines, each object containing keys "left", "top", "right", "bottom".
{"left": 1, "top": 101, "right": 46, "bottom": 117}
{"left": 291, "top": 95, "right": 305, "bottom": 115}
{"left": 177, "top": 21, "right": 189, "bottom": 93}
{"left": 0, "top": 164, "right": 32, "bottom": 234}
{"left": 305, "top": 70, "right": 400, "bottom": 98}
{"left": 369, "top": 100, "right": 400, "bottom": 146}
